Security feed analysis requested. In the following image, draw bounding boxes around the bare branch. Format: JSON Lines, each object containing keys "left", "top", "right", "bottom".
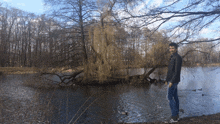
{"left": 182, "top": 37, "right": 220, "bottom": 44}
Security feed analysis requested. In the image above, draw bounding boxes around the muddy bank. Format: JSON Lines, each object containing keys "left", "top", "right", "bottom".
{"left": 176, "top": 113, "right": 220, "bottom": 124}
{"left": 120, "top": 113, "right": 220, "bottom": 124}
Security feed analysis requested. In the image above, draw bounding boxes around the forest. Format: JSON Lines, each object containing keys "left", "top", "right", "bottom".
{"left": 0, "top": 0, "right": 219, "bottom": 85}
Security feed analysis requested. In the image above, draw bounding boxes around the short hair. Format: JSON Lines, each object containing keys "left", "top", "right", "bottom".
{"left": 169, "top": 43, "right": 178, "bottom": 49}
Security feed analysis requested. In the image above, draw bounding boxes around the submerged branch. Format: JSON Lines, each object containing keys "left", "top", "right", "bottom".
{"left": 41, "top": 69, "right": 84, "bottom": 86}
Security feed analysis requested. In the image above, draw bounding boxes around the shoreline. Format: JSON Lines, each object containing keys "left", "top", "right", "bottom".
{"left": 127, "top": 113, "right": 220, "bottom": 124}
{"left": 0, "top": 65, "right": 219, "bottom": 75}
{"left": 0, "top": 67, "right": 38, "bottom": 75}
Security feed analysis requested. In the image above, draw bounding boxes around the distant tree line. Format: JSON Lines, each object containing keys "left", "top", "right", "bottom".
{"left": 0, "top": 5, "right": 86, "bottom": 68}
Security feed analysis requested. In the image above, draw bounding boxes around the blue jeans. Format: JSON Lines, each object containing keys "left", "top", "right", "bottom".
{"left": 167, "top": 82, "right": 179, "bottom": 117}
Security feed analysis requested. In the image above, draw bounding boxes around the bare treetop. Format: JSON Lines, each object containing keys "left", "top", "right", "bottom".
{"left": 115, "top": 0, "right": 220, "bottom": 44}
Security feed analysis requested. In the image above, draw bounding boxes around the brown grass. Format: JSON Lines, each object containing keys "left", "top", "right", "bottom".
{"left": 0, "top": 67, "right": 38, "bottom": 75}
{"left": 204, "top": 63, "right": 220, "bottom": 67}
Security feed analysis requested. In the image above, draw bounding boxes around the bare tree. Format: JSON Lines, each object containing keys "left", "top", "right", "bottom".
{"left": 0, "top": 7, "right": 23, "bottom": 67}
{"left": 119, "top": 0, "right": 220, "bottom": 44}
{"left": 1, "top": 0, "right": 219, "bottom": 85}
{"left": 44, "top": 0, "right": 98, "bottom": 63}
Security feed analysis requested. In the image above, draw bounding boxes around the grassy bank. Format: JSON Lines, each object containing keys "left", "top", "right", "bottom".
{"left": 204, "top": 63, "right": 220, "bottom": 67}
{"left": 192, "top": 63, "right": 220, "bottom": 67}
{"left": 0, "top": 67, "right": 38, "bottom": 75}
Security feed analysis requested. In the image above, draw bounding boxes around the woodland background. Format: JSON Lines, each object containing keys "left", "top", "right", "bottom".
{"left": 0, "top": 0, "right": 219, "bottom": 84}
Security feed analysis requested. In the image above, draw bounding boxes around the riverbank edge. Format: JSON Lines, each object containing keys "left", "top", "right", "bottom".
{"left": 0, "top": 67, "right": 38, "bottom": 75}
{"left": 0, "top": 64, "right": 220, "bottom": 75}
{"left": 120, "top": 112, "right": 220, "bottom": 124}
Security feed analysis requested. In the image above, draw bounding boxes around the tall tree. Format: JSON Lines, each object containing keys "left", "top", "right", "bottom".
{"left": 44, "top": 0, "right": 98, "bottom": 64}
{"left": 0, "top": 7, "right": 18, "bottom": 67}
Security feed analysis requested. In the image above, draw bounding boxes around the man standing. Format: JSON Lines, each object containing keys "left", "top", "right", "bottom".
{"left": 165, "top": 43, "right": 182, "bottom": 123}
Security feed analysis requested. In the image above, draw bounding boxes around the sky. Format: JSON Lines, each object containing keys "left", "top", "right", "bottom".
{"left": 0, "top": 0, "right": 219, "bottom": 45}
{"left": 0, "top": 0, "right": 45, "bottom": 14}
{"left": 132, "top": 0, "right": 220, "bottom": 41}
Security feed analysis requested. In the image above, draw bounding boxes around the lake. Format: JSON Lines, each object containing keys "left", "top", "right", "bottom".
{"left": 0, "top": 67, "right": 220, "bottom": 123}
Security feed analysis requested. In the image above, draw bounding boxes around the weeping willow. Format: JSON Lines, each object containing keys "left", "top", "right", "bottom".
{"left": 148, "top": 41, "right": 170, "bottom": 66}
{"left": 84, "top": 23, "right": 125, "bottom": 82}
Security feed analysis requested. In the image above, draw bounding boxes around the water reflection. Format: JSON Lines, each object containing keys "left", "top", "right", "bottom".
{"left": 0, "top": 67, "right": 220, "bottom": 123}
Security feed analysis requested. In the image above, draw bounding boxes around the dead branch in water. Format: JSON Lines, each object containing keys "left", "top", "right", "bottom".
{"left": 40, "top": 69, "right": 84, "bottom": 86}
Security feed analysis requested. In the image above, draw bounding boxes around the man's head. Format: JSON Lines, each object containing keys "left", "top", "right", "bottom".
{"left": 169, "top": 43, "right": 178, "bottom": 54}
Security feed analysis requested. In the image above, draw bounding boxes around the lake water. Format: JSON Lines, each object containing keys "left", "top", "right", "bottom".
{"left": 0, "top": 67, "right": 220, "bottom": 123}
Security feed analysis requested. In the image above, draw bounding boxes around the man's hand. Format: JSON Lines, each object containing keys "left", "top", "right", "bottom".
{"left": 165, "top": 81, "right": 168, "bottom": 85}
{"left": 169, "top": 82, "right": 173, "bottom": 88}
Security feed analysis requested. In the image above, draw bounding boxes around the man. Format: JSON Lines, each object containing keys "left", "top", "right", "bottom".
{"left": 165, "top": 43, "right": 182, "bottom": 123}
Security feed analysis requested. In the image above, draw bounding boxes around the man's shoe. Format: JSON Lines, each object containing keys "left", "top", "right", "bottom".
{"left": 164, "top": 116, "right": 178, "bottom": 123}
{"left": 177, "top": 114, "right": 180, "bottom": 121}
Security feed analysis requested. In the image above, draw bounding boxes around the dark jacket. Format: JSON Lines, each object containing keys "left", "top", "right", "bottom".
{"left": 166, "top": 52, "right": 182, "bottom": 84}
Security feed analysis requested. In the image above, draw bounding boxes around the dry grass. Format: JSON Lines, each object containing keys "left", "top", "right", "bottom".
{"left": 0, "top": 67, "right": 80, "bottom": 75}
{"left": 0, "top": 67, "right": 38, "bottom": 75}
{"left": 204, "top": 63, "right": 220, "bottom": 67}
